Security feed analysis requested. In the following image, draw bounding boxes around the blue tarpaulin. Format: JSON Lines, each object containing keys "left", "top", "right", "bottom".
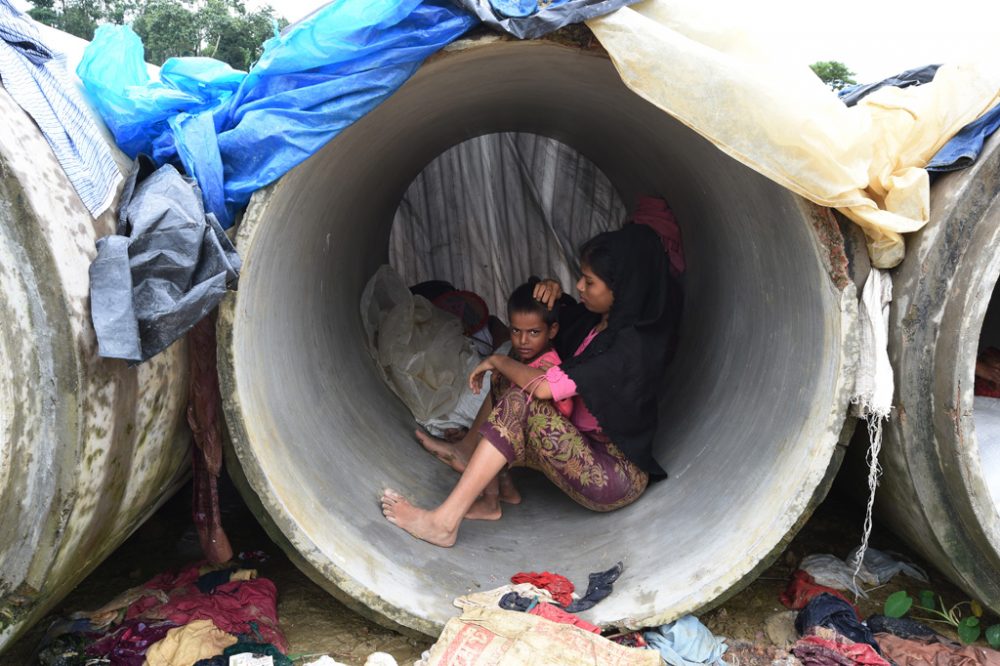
{"left": 75, "top": 0, "right": 635, "bottom": 228}
{"left": 78, "top": 0, "right": 477, "bottom": 227}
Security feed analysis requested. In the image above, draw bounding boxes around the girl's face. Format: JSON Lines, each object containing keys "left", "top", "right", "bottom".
{"left": 576, "top": 263, "right": 614, "bottom": 315}
{"left": 509, "top": 311, "right": 557, "bottom": 363}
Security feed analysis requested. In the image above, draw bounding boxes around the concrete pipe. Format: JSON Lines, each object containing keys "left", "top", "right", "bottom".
{"left": 0, "top": 32, "right": 190, "bottom": 651}
{"left": 218, "top": 38, "right": 860, "bottom": 636}
{"left": 873, "top": 131, "right": 1000, "bottom": 611}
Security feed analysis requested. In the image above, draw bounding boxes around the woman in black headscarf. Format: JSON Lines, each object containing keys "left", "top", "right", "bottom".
{"left": 381, "top": 223, "right": 679, "bottom": 547}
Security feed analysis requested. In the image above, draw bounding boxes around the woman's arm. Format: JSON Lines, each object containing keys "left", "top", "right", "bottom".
{"left": 469, "top": 354, "right": 554, "bottom": 400}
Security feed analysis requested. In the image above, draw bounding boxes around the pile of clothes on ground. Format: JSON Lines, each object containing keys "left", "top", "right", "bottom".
{"left": 416, "top": 562, "right": 728, "bottom": 666}
{"left": 33, "top": 555, "right": 395, "bottom": 666}
{"left": 772, "top": 547, "right": 1000, "bottom": 666}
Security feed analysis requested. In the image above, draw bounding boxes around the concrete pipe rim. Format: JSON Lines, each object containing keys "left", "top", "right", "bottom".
{"left": 218, "top": 39, "right": 859, "bottom": 636}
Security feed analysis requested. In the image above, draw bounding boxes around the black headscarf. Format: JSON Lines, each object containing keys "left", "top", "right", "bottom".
{"left": 554, "top": 223, "right": 680, "bottom": 477}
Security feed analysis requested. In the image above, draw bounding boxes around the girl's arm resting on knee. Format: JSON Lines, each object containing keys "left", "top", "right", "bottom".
{"left": 469, "top": 355, "right": 553, "bottom": 400}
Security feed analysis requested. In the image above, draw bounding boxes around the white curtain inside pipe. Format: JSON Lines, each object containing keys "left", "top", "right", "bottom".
{"left": 587, "top": 0, "right": 1000, "bottom": 268}
{"left": 389, "top": 132, "right": 626, "bottom": 318}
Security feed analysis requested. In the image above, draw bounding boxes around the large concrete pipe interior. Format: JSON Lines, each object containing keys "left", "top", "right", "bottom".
{"left": 219, "top": 40, "right": 857, "bottom": 636}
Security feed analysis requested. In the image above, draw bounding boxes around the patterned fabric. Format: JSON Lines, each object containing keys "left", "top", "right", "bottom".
{"left": 0, "top": 0, "right": 121, "bottom": 216}
{"left": 482, "top": 377, "right": 647, "bottom": 512}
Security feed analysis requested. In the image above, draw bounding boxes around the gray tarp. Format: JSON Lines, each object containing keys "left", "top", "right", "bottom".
{"left": 456, "top": 0, "right": 638, "bottom": 40}
{"left": 389, "top": 132, "right": 625, "bottom": 317}
{"left": 90, "top": 157, "right": 240, "bottom": 362}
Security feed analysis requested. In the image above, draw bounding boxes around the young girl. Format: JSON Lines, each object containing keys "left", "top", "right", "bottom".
{"left": 385, "top": 224, "right": 677, "bottom": 547}
{"left": 414, "top": 278, "right": 571, "bottom": 519}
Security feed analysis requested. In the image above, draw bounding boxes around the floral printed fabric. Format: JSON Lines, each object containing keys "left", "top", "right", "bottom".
{"left": 481, "top": 379, "right": 647, "bottom": 511}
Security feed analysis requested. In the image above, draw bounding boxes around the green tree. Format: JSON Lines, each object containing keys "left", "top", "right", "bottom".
{"left": 27, "top": 0, "right": 285, "bottom": 70}
{"left": 810, "top": 60, "right": 858, "bottom": 91}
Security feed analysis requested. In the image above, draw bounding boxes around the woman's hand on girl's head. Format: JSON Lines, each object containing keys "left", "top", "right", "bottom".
{"left": 532, "top": 278, "right": 563, "bottom": 310}
{"left": 469, "top": 356, "right": 497, "bottom": 394}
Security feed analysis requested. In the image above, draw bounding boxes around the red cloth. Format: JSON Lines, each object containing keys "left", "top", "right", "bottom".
{"left": 529, "top": 602, "right": 600, "bottom": 634}
{"left": 976, "top": 376, "right": 1000, "bottom": 398}
{"left": 795, "top": 635, "right": 890, "bottom": 666}
{"left": 780, "top": 570, "right": 860, "bottom": 616}
{"left": 125, "top": 564, "right": 287, "bottom": 653}
{"left": 631, "top": 196, "right": 685, "bottom": 277}
{"left": 188, "top": 313, "right": 233, "bottom": 564}
{"left": 510, "top": 571, "right": 575, "bottom": 607}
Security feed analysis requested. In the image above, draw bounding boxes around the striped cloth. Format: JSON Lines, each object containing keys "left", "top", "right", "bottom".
{"left": 0, "top": 0, "right": 120, "bottom": 217}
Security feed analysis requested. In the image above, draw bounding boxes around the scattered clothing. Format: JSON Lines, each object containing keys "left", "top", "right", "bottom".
{"left": 188, "top": 314, "right": 234, "bottom": 564}
{"left": 499, "top": 592, "right": 538, "bottom": 612}
{"left": 196, "top": 567, "right": 239, "bottom": 594}
{"left": 866, "top": 615, "right": 943, "bottom": 642}
{"left": 795, "top": 594, "right": 879, "bottom": 654}
{"left": 799, "top": 554, "right": 873, "bottom": 595}
{"left": 529, "top": 602, "right": 601, "bottom": 634}
{"left": 610, "top": 632, "right": 648, "bottom": 649}
{"left": 631, "top": 196, "right": 686, "bottom": 278}
{"left": 484, "top": 375, "right": 648, "bottom": 511}
{"left": 75, "top": 586, "right": 169, "bottom": 628}
{"left": 875, "top": 632, "right": 1000, "bottom": 666}
{"left": 85, "top": 619, "right": 178, "bottom": 666}
{"left": 422, "top": 606, "right": 661, "bottom": 665}
{"left": 846, "top": 546, "right": 928, "bottom": 586}
{"left": 792, "top": 633, "right": 889, "bottom": 666}
{"left": 456, "top": 0, "right": 637, "bottom": 39}
{"left": 565, "top": 561, "right": 624, "bottom": 613}
{"left": 454, "top": 583, "right": 554, "bottom": 611}
{"left": 0, "top": 0, "right": 121, "bottom": 216}
{"left": 126, "top": 563, "right": 287, "bottom": 653}
{"left": 780, "top": 571, "right": 860, "bottom": 615}
{"left": 927, "top": 102, "right": 1000, "bottom": 172}
{"left": 837, "top": 64, "right": 941, "bottom": 107}
{"left": 89, "top": 157, "right": 240, "bottom": 362}
{"left": 144, "top": 619, "right": 237, "bottom": 666}
{"left": 510, "top": 571, "right": 575, "bottom": 607}
{"left": 643, "top": 615, "right": 728, "bottom": 666}
{"left": 194, "top": 642, "right": 293, "bottom": 666}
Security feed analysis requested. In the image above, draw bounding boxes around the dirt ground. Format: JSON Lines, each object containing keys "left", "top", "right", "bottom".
{"left": 4, "top": 470, "right": 980, "bottom": 665}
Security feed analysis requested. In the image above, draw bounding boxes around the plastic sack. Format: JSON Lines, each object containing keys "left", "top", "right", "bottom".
{"left": 76, "top": 0, "right": 476, "bottom": 228}
{"left": 424, "top": 606, "right": 661, "bottom": 665}
{"left": 361, "top": 265, "right": 481, "bottom": 423}
{"left": 457, "top": 0, "right": 637, "bottom": 39}
{"left": 587, "top": 0, "right": 1000, "bottom": 267}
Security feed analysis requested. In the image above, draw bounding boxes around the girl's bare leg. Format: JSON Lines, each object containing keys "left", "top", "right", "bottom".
{"left": 381, "top": 439, "right": 508, "bottom": 547}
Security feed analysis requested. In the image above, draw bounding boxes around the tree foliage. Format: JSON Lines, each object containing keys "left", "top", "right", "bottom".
{"left": 27, "top": 0, "right": 287, "bottom": 70}
{"left": 810, "top": 60, "right": 858, "bottom": 91}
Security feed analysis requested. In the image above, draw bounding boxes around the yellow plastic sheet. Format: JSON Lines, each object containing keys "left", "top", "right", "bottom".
{"left": 588, "top": 0, "right": 1000, "bottom": 267}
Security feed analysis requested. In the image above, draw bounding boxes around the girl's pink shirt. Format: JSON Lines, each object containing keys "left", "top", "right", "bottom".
{"left": 528, "top": 349, "right": 574, "bottom": 418}
{"left": 543, "top": 328, "right": 601, "bottom": 432}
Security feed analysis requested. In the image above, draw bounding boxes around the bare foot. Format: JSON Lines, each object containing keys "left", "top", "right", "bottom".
{"left": 465, "top": 494, "right": 502, "bottom": 520}
{"left": 380, "top": 489, "right": 457, "bottom": 547}
{"left": 415, "top": 429, "right": 468, "bottom": 473}
{"left": 499, "top": 472, "right": 522, "bottom": 505}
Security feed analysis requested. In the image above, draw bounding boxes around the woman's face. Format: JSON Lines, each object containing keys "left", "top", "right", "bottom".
{"left": 576, "top": 263, "right": 614, "bottom": 315}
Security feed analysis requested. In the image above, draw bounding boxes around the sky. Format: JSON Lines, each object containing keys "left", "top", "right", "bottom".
{"left": 251, "top": 0, "right": 1000, "bottom": 83}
